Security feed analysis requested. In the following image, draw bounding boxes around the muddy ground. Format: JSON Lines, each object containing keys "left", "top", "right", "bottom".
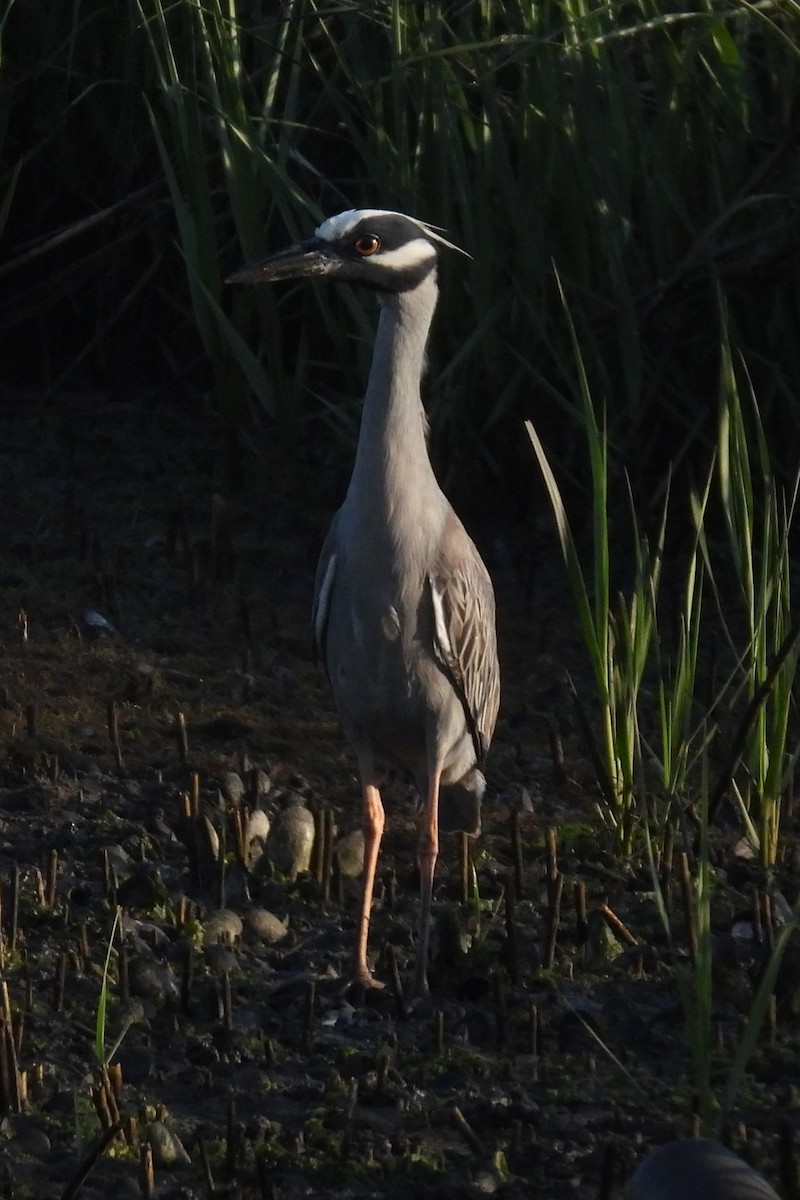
{"left": 0, "top": 388, "right": 796, "bottom": 1199}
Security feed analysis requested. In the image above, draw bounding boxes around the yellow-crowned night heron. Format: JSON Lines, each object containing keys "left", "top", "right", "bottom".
{"left": 229, "top": 209, "right": 500, "bottom": 996}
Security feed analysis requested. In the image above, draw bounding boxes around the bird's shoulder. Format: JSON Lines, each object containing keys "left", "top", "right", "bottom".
{"left": 429, "top": 509, "right": 495, "bottom": 606}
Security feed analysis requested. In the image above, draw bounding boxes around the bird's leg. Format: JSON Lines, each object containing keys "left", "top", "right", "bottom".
{"left": 352, "top": 781, "right": 385, "bottom": 989}
{"left": 412, "top": 767, "right": 441, "bottom": 999}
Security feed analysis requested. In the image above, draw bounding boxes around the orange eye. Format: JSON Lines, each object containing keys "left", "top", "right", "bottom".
{"left": 354, "top": 234, "right": 381, "bottom": 256}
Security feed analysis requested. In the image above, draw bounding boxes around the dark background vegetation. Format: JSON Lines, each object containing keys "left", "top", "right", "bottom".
{"left": 3, "top": 0, "right": 800, "bottom": 523}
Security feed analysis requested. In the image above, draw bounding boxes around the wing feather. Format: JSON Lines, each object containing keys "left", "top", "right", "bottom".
{"left": 312, "top": 516, "right": 339, "bottom": 672}
{"left": 428, "top": 532, "right": 499, "bottom": 765}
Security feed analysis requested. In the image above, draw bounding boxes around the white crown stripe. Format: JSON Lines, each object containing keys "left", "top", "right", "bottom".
{"left": 315, "top": 209, "right": 467, "bottom": 256}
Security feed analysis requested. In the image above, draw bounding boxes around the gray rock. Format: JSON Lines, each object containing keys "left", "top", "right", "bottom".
{"left": 147, "top": 1120, "right": 191, "bottom": 1167}
{"left": 334, "top": 829, "right": 364, "bottom": 878}
{"left": 220, "top": 771, "right": 246, "bottom": 806}
{"left": 203, "top": 908, "right": 244, "bottom": 945}
{"left": 245, "top": 908, "right": 289, "bottom": 944}
{"left": 128, "top": 959, "right": 180, "bottom": 1008}
{"left": 268, "top": 799, "right": 315, "bottom": 881}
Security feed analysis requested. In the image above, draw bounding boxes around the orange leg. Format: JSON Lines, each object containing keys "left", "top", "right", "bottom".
{"left": 352, "top": 781, "right": 385, "bottom": 989}
{"left": 412, "top": 767, "right": 441, "bottom": 998}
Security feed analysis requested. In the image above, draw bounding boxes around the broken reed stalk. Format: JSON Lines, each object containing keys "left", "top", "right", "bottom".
{"left": 10, "top": 866, "right": 19, "bottom": 954}
{"left": 212, "top": 491, "right": 235, "bottom": 580}
{"left": 190, "top": 771, "right": 200, "bottom": 815}
{"left": 181, "top": 945, "right": 194, "bottom": 1016}
{"left": 451, "top": 1106, "right": 484, "bottom": 1155}
{"left": 778, "top": 1121, "right": 799, "bottom": 1200}
{"left": 545, "top": 825, "right": 558, "bottom": 877}
{"left": 597, "top": 902, "right": 638, "bottom": 946}
{"left": 231, "top": 805, "right": 246, "bottom": 865}
{"left": 529, "top": 1000, "right": 540, "bottom": 1080}
{"left": 574, "top": 880, "right": 588, "bottom": 948}
{"left": 0, "top": 1022, "right": 20, "bottom": 1114}
{"left": 312, "top": 809, "right": 325, "bottom": 882}
{"left": 175, "top": 712, "right": 189, "bottom": 766}
{"left": 492, "top": 970, "right": 508, "bottom": 1048}
{"left": 752, "top": 884, "right": 763, "bottom": 945}
{"left": 762, "top": 892, "right": 775, "bottom": 952}
{"left": 767, "top": 993, "right": 777, "bottom": 1047}
{"left": 386, "top": 868, "right": 397, "bottom": 909}
{"left": 45, "top": 849, "right": 58, "bottom": 908}
{"left": 106, "top": 699, "right": 124, "bottom": 772}
{"left": 222, "top": 971, "right": 233, "bottom": 1032}
{"left": 303, "top": 980, "right": 316, "bottom": 1051}
{"left": 597, "top": 1142, "right": 618, "bottom": 1200}
{"left": 678, "top": 851, "right": 698, "bottom": 968}
{"left": 660, "top": 821, "right": 675, "bottom": 910}
{"left": 255, "top": 1155, "right": 276, "bottom": 1200}
{"left": 504, "top": 872, "right": 519, "bottom": 985}
{"left": 225, "top": 1098, "right": 238, "bottom": 1177}
{"left": 139, "top": 1141, "right": 155, "bottom": 1199}
{"left": 102, "top": 570, "right": 118, "bottom": 617}
{"left": 386, "top": 945, "right": 407, "bottom": 1020}
{"left": 238, "top": 596, "right": 252, "bottom": 645}
{"left": 60, "top": 1119, "right": 124, "bottom": 1200}
{"left": 97, "top": 1065, "right": 122, "bottom": 1129}
{"left": 53, "top": 953, "right": 67, "bottom": 1012}
{"left": 118, "top": 943, "right": 130, "bottom": 1004}
{"left": 544, "top": 873, "right": 564, "bottom": 970}
{"left": 91, "top": 1078, "right": 114, "bottom": 1131}
{"left": 216, "top": 824, "right": 227, "bottom": 908}
{"left": 433, "top": 1008, "right": 444, "bottom": 1055}
{"left": 341, "top": 1079, "right": 358, "bottom": 1161}
{"left": 1, "top": 984, "right": 21, "bottom": 1114}
{"left": 321, "top": 810, "right": 334, "bottom": 903}
{"left": 458, "top": 831, "right": 470, "bottom": 903}
{"left": 548, "top": 713, "right": 567, "bottom": 784}
{"left": 106, "top": 1062, "right": 123, "bottom": 1102}
{"left": 510, "top": 809, "right": 524, "bottom": 898}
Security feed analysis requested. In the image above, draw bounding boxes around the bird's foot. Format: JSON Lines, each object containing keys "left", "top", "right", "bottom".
{"left": 351, "top": 969, "right": 385, "bottom": 992}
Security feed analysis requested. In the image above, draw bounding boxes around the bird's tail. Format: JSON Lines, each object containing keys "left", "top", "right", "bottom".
{"left": 438, "top": 768, "right": 485, "bottom": 837}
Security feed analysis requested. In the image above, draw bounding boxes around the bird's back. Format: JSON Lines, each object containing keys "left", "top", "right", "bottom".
{"left": 313, "top": 496, "right": 499, "bottom": 811}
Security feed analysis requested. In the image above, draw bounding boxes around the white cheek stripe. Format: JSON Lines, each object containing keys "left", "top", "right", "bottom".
{"left": 373, "top": 239, "right": 436, "bottom": 272}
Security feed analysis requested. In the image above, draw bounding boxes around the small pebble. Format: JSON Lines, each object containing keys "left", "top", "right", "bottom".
{"left": 116, "top": 866, "right": 167, "bottom": 911}
{"left": 147, "top": 1120, "right": 191, "bottom": 1167}
{"left": 268, "top": 798, "right": 315, "bottom": 880}
{"left": 203, "top": 908, "right": 244, "bottom": 945}
{"left": 129, "top": 959, "right": 180, "bottom": 1008}
{"left": 584, "top": 909, "right": 624, "bottom": 967}
{"left": 204, "top": 944, "right": 240, "bottom": 973}
{"left": 245, "top": 908, "right": 289, "bottom": 944}
{"left": 245, "top": 809, "right": 271, "bottom": 871}
{"left": 220, "top": 771, "right": 246, "bottom": 805}
{"left": 334, "top": 829, "right": 365, "bottom": 878}
{"left": 6, "top": 1116, "right": 51, "bottom": 1158}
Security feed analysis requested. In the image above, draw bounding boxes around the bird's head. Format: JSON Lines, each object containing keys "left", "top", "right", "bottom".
{"left": 227, "top": 209, "right": 467, "bottom": 294}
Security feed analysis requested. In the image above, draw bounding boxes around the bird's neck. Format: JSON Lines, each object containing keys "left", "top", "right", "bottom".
{"left": 346, "top": 272, "right": 442, "bottom": 519}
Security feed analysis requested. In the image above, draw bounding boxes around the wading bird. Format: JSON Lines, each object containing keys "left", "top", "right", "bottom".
{"left": 229, "top": 209, "right": 500, "bottom": 996}
{"left": 631, "top": 1140, "right": 780, "bottom": 1200}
